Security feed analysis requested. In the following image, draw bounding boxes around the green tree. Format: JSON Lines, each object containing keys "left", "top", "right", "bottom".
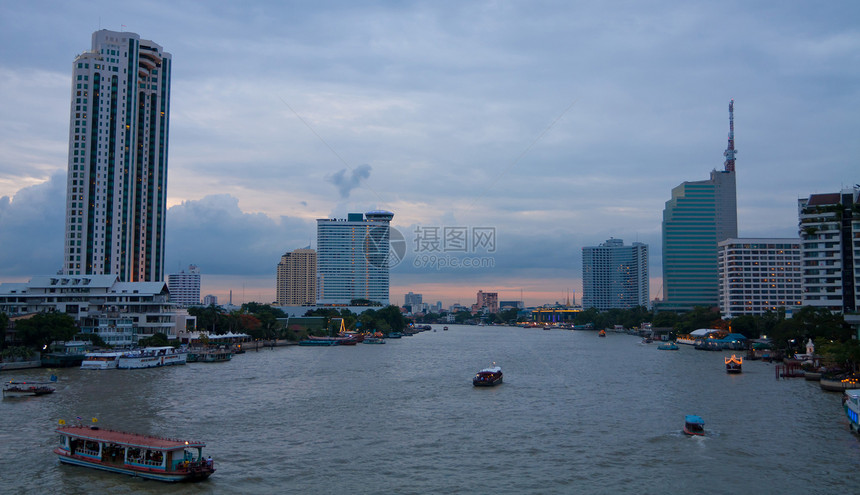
{"left": 0, "top": 312, "right": 8, "bottom": 348}
{"left": 14, "top": 312, "right": 78, "bottom": 349}
{"left": 138, "top": 332, "right": 170, "bottom": 347}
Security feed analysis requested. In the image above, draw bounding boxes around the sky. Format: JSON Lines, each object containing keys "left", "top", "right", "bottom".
{"left": 0, "top": 1, "right": 858, "bottom": 307}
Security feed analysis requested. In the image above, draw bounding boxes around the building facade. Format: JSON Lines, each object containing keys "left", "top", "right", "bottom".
{"left": 582, "top": 238, "right": 649, "bottom": 310}
{"left": 661, "top": 102, "right": 738, "bottom": 311}
{"left": 316, "top": 211, "right": 393, "bottom": 305}
{"left": 798, "top": 187, "right": 860, "bottom": 313}
{"left": 167, "top": 264, "right": 201, "bottom": 307}
{"left": 63, "top": 30, "right": 171, "bottom": 282}
{"left": 276, "top": 248, "right": 317, "bottom": 306}
{"left": 475, "top": 290, "right": 499, "bottom": 313}
{"left": 717, "top": 238, "right": 802, "bottom": 317}
{"left": 404, "top": 292, "right": 423, "bottom": 312}
{"left": 0, "top": 275, "right": 182, "bottom": 342}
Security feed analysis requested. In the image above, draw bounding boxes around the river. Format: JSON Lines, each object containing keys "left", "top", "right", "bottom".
{"left": 1, "top": 325, "right": 857, "bottom": 494}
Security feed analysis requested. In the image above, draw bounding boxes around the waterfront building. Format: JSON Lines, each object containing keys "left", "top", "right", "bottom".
{"left": 404, "top": 292, "right": 423, "bottom": 312}
{"left": 798, "top": 187, "right": 860, "bottom": 313}
{"left": 62, "top": 30, "right": 171, "bottom": 282}
{"left": 168, "top": 264, "right": 201, "bottom": 307}
{"left": 661, "top": 101, "right": 738, "bottom": 311}
{"left": 582, "top": 238, "right": 649, "bottom": 310}
{"left": 717, "top": 238, "right": 802, "bottom": 317}
{"left": 474, "top": 290, "right": 499, "bottom": 313}
{"left": 316, "top": 211, "right": 393, "bottom": 305}
{"left": 0, "top": 275, "right": 185, "bottom": 341}
{"left": 276, "top": 248, "right": 317, "bottom": 306}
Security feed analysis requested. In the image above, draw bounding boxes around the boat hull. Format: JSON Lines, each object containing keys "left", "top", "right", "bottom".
{"left": 56, "top": 452, "right": 211, "bottom": 482}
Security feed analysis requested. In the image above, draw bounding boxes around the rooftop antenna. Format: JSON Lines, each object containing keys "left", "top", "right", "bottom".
{"left": 723, "top": 99, "right": 736, "bottom": 172}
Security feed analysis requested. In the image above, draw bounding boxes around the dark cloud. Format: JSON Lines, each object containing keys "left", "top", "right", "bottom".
{"left": 326, "top": 164, "right": 372, "bottom": 199}
{"left": 0, "top": 173, "right": 65, "bottom": 276}
{"left": 165, "top": 194, "right": 314, "bottom": 276}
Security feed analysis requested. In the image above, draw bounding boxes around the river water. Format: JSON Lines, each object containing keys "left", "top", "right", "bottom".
{"left": 1, "top": 325, "right": 858, "bottom": 494}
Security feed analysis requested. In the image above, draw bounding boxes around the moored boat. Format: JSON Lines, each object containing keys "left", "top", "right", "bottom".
{"left": 3, "top": 380, "right": 55, "bottom": 397}
{"left": 362, "top": 337, "right": 385, "bottom": 344}
{"left": 683, "top": 415, "right": 705, "bottom": 436}
{"left": 725, "top": 355, "right": 743, "bottom": 374}
{"left": 843, "top": 389, "right": 860, "bottom": 433}
{"left": 473, "top": 366, "right": 503, "bottom": 387}
{"left": 657, "top": 342, "right": 679, "bottom": 350}
{"left": 55, "top": 423, "right": 214, "bottom": 482}
{"left": 80, "top": 351, "right": 125, "bottom": 370}
{"left": 117, "top": 347, "right": 187, "bottom": 369}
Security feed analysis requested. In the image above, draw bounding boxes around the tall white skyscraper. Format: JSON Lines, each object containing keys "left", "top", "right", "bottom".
{"left": 168, "top": 264, "right": 201, "bottom": 307}
{"left": 717, "top": 238, "right": 802, "bottom": 317}
{"left": 316, "top": 211, "right": 393, "bottom": 305}
{"left": 63, "top": 30, "right": 172, "bottom": 282}
{"left": 582, "top": 238, "right": 649, "bottom": 310}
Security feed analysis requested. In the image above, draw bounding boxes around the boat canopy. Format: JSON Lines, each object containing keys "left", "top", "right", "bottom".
{"left": 685, "top": 415, "right": 704, "bottom": 424}
{"left": 690, "top": 329, "right": 721, "bottom": 337}
{"left": 478, "top": 367, "right": 501, "bottom": 374}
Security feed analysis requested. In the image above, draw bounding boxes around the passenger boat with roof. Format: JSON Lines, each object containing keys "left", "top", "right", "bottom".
{"left": 473, "top": 365, "right": 503, "bottom": 387}
{"left": 3, "top": 380, "right": 55, "bottom": 397}
{"left": 683, "top": 415, "right": 705, "bottom": 436}
{"left": 725, "top": 354, "right": 743, "bottom": 373}
{"left": 598, "top": 329, "right": 606, "bottom": 337}
{"left": 54, "top": 422, "right": 215, "bottom": 482}
{"left": 117, "top": 346, "right": 187, "bottom": 369}
{"left": 80, "top": 351, "right": 125, "bottom": 370}
{"left": 657, "top": 342, "right": 679, "bottom": 350}
{"left": 843, "top": 389, "right": 860, "bottom": 432}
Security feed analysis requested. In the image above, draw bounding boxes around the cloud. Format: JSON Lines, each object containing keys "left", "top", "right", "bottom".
{"left": 0, "top": 173, "right": 65, "bottom": 277}
{"left": 326, "top": 164, "right": 372, "bottom": 199}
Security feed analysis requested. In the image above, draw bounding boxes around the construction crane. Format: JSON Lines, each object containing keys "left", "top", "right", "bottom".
{"left": 723, "top": 99, "right": 736, "bottom": 172}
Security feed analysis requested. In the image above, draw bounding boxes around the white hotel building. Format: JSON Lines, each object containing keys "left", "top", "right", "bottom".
{"left": 717, "top": 238, "right": 802, "bottom": 317}
{"left": 316, "top": 211, "right": 393, "bottom": 306}
{"left": 63, "top": 30, "right": 171, "bottom": 282}
{"left": 582, "top": 238, "right": 649, "bottom": 310}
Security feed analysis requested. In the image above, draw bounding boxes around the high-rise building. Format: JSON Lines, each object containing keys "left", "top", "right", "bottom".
{"left": 404, "top": 292, "right": 423, "bottom": 311}
{"left": 316, "top": 211, "right": 394, "bottom": 305}
{"left": 203, "top": 294, "right": 218, "bottom": 306}
{"left": 582, "top": 238, "right": 649, "bottom": 310}
{"left": 798, "top": 187, "right": 859, "bottom": 313}
{"left": 475, "top": 290, "right": 499, "bottom": 313}
{"left": 167, "top": 265, "right": 201, "bottom": 307}
{"left": 661, "top": 101, "right": 738, "bottom": 311}
{"left": 717, "top": 238, "right": 802, "bottom": 317}
{"left": 276, "top": 248, "right": 317, "bottom": 306}
{"left": 62, "top": 30, "right": 171, "bottom": 282}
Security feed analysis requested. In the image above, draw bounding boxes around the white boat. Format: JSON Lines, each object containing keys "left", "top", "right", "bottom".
{"left": 80, "top": 351, "right": 125, "bottom": 370}
{"left": 117, "top": 347, "right": 187, "bottom": 369}
{"left": 843, "top": 389, "right": 860, "bottom": 432}
{"left": 3, "top": 380, "right": 55, "bottom": 397}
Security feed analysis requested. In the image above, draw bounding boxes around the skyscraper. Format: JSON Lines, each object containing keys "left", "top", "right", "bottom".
{"left": 168, "top": 264, "right": 201, "bottom": 307}
{"left": 661, "top": 101, "right": 738, "bottom": 311}
{"left": 276, "top": 248, "right": 317, "bottom": 306}
{"left": 63, "top": 30, "right": 172, "bottom": 282}
{"left": 316, "top": 211, "right": 393, "bottom": 305}
{"left": 582, "top": 238, "right": 649, "bottom": 310}
{"left": 798, "top": 187, "right": 859, "bottom": 313}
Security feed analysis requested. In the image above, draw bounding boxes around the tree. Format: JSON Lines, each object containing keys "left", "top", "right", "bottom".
{"left": 15, "top": 312, "right": 78, "bottom": 349}
{"left": 0, "top": 312, "right": 8, "bottom": 348}
{"left": 138, "top": 332, "right": 170, "bottom": 347}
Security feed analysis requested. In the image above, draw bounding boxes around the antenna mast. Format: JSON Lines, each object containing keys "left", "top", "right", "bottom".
{"left": 723, "top": 99, "right": 736, "bottom": 172}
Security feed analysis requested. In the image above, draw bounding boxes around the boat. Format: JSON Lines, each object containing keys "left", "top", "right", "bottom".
{"left": 80, "top": 351, "right": 125, "bottom": 370}
{"left": 473, "top": 366, "right": 503, "bottom": 387}
{"left": 362, "top": 337, "right": 385, "bottom": 344}
{"left": 3, "top": 380, "right": 55, "bottom": 397}
{"left": 641, "top": 337, "right": 653, "bottom": 344}
{"left": 598, "top": 329, "right": 606, "bottom": 337}
{"left": 188, "top": 349, "right": 233, "bottom": 363}
{"left": 725, "top": 354, "right": 743, "bottom": 373}
{"left": 657, "top": 342, "right": 679, "bottom": 350}
{"left": 54, "top": 423, "right": 215, "bottom": 482}
{"left": 843, "top": 389, "right": 860, "bottom": 433}
{"left": 683, "top": 415, "right": 705, "bottom": 436}
{"left": 443, "top": 326, "right": 448, "bottom": 331}
{"left": 117, "top": 347, "right": 188, "bottom": 369}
